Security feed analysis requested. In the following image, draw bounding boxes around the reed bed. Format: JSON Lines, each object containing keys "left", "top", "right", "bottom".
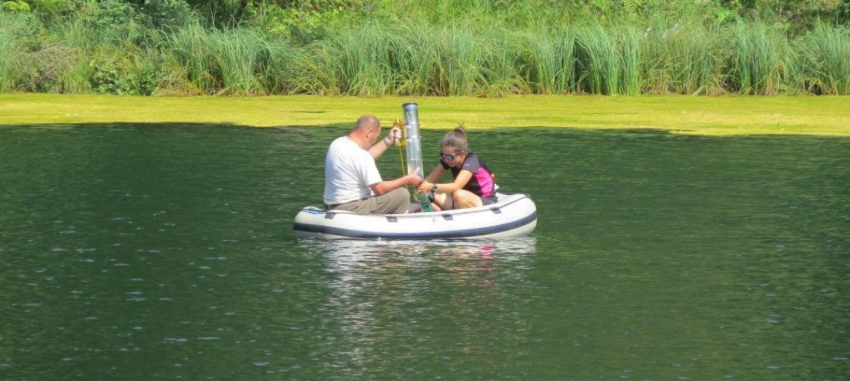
{"left": 517, "top": 27, "right": 578, "bottom": 94}
{"left": 306, "top": 24, "right": 403, "bottom": 96}
{"left": 642, "top": 22, "right": 727, "bottom": 95}
{"left": 727, "top": 22, "right": 792, "bottom": 95}
{"left": 0, "top": 14, "right": 18, "bottom": 92}
{"left": 1, "top": 10, "right": 849, "bottom": 96}
{"left": 794, "top": 24, "right": 850, "bottom": 95}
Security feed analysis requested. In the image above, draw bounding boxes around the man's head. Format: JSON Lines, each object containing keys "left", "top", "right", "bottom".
{"left": 350, "top": 115, "right": 382, "bottom": 148}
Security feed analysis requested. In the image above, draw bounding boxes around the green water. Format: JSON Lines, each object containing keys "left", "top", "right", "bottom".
{"left": 0, "top": 125, "right": 848, "bottom": 380}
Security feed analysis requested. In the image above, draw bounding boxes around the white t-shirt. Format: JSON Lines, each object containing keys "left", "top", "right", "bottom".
{"left": 323, "top": 136, "right": 382, "bottom": 205}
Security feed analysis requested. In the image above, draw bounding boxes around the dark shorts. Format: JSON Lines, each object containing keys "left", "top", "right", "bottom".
{"left": 481, "top": 194, "right": 498, "bottom": 206}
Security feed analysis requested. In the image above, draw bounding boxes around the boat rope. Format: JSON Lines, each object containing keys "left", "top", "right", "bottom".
{"left": 397, "top": 143, "right": 407, "bottom": 179}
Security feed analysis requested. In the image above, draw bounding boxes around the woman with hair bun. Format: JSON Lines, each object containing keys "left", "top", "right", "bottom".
{"left": 416, "top": 125, "right": 497, "bottom": 211}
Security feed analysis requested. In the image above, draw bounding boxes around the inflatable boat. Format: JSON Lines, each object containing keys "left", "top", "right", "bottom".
{"left": 293, "top": 192, "right": 537, "bottom": 240}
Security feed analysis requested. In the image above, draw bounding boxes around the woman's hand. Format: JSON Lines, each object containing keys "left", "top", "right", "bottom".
{"left": 416, "top": 180, "right": 432, "bottom": 194}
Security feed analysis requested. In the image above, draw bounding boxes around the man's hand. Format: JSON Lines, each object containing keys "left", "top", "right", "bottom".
{"left": 383, "top": 126, "right": 401, "bottom": 146}
{"left": 406, "top": 167, "right": 422, "bottom": 186}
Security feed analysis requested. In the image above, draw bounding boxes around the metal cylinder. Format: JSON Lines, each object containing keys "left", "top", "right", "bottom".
{"left": 402, "top": 102, "right": 433, "bottom": 212}
{"left": 403, "top": 102, "right": 423, "bottom": 178}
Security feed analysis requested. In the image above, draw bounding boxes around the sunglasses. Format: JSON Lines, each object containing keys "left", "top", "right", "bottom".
{"left": 440, "top": 152, "right": 459, "bottom": 161}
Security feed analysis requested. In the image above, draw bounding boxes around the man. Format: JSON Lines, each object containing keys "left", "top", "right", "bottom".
{"left": 323, "top": 115, "right": 421, "bottom": 214}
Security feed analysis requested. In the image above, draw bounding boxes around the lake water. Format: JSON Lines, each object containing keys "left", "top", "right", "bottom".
{"left": 0, "top": 124, "right": 848, "bottom": 380}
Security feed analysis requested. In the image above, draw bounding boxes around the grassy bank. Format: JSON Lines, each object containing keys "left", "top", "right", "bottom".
{"left": 2, "top": 3, "right": 849, "bottom": 97}
{"left": 1, "top": 94, "right": 848, "bottom": 136}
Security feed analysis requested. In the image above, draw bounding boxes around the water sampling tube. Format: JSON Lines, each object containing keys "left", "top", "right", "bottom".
{"left": 402, "top": 103, "right": 434, "bottom": 212}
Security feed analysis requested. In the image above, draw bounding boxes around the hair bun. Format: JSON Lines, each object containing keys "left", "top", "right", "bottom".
{"left": 454, "top": 124, "right": 466, "bottom": 135}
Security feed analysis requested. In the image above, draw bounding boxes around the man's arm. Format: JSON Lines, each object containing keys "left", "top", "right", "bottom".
{"left": 370, "top": 171, "right": 421, "bottom": 196}
{"left": 368, "top": 127, "right": 401, "bottom": 159}
{"left": 368, "top": 138, "right": 392, "bottom": 160}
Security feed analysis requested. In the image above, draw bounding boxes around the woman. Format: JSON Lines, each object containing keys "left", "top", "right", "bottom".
{"left": 416, "top": 126, "right": 497, "bottom": 210}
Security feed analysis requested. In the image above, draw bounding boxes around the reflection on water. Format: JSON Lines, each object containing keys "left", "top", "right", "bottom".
{"left": 298, "top": 238, "right": 537, "bottom": 378}
{"left": 0, "top": 125, "right": 847, "bottom": 380}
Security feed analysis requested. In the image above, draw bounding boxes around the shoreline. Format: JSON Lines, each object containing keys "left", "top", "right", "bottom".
{"left": 1, "top": 94, "right": 848, "bottom": 137}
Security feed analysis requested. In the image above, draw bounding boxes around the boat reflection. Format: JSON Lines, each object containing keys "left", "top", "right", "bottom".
{"left": 299, "top": 238, "right": 537, "bottom": 282}
{"left": 295, "top": 238, "right": 537, "bottom": 373}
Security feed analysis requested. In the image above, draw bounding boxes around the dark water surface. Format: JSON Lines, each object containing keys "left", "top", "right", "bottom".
{"left": 1, "top": 124, "right": 848, "bottom": 380}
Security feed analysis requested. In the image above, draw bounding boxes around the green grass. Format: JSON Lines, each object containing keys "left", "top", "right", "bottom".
{"left": 1, "top": 94, "right": 847, "bottom": 136}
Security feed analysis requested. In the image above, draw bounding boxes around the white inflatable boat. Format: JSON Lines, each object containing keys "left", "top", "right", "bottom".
{"left": 293, "top": 192, "right": 537, "bottom": 240}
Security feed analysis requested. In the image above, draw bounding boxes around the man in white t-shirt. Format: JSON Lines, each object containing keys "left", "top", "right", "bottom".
{"left": 323, "top": 115, "right": 422, "bottom": 214}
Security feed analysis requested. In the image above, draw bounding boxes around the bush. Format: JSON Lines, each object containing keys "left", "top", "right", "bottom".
{"left": 140, "top": 0, "right": 193, "bottom": 31}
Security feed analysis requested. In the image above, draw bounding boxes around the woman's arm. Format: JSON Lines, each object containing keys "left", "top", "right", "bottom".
{"left": 418, "top": 168, "right": 472, "bottom": 195}
{"left": 445, "top": 169, "right": 473, "bottom": 193}
{"left": 423, "top": 164, "right": 444, "bottom": 183}
{"left": 416, "top": 164, "right": 444, "bottom": 193}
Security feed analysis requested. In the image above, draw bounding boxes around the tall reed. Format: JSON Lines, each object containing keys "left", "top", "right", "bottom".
{"left": 794, "top": 23, "right": 850, "bottom": 95}
{"left": 478, "top": 27, "right": 528, "bottom": 96}
{"left": 516, "top": 26, "right": 577, "bottom": 94}
{"left": 0, "top": 12, "right": 79, "bottom": 93}
{"left": 167, "top": 23, "right": 278, "bottom": 95}
{"left": 642, "top": 22, "right": 727, "bottom": 95}
{"left": 254, "top": 39, "right": 298, "bottom": 95}
{"left": 389, "top": 23, "right": 441, "bottom": 96}
{"left": 299, "top": 24, "right": 400, "bottom": 96}
{"left": 0, "top": 13, "right": 20, "bottom": 92}
{"left": 726, "top": 22, "right": 792, "bottom": 95}
{"left": 616, "top": 26, "right": 643, "bottom": 95}
{"left": 208, "top": 28, "right": 270, "bottom": 95}
{"left": 673, "top": 24, "right": 727, "bottom": 95}
{"left": 574, "top": 25, "right": 620, "bottom": 94}
{"left": 301, "top": 22, "right": 494, "bottom": 96}
{"left": 52, "top": 1, "right": 152, "bottom": 93}
{"left": 434, "top": 24, "right": 485, "bottom": 96}
{"left": 167, "top": 22, "right": 219, "bottom": 94}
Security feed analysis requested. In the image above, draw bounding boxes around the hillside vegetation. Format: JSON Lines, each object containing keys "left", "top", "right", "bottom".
{"left": 1, "top": 0, "right": 848, "bottom": 96}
